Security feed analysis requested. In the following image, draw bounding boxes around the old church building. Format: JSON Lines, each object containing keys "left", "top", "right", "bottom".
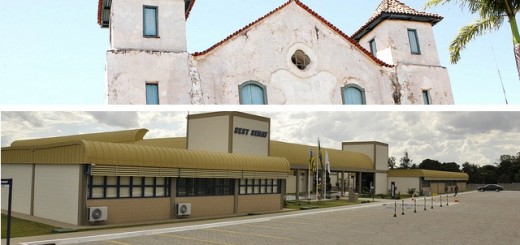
{"left": 97, "top": 0, "right": 454, "bottom": 105}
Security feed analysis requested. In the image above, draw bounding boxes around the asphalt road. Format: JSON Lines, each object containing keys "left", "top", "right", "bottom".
{"left": 14, "top": 191, "right": 520, "bottom": 245}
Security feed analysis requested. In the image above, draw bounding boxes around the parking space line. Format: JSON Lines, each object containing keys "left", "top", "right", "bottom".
{"left": 274, "top": 220, "right": 322, "bottom": 226}
{"left": 241, "top": 224, "right": 292, "bottom": 230}
{"left": 104, "top": 241, "right": 133, "bottom": 245}
{"left": 208, "top": 228, "right": 293, "bottom": 241}
{"left": 159, "top": 233, "right": 235, "bottom": 245}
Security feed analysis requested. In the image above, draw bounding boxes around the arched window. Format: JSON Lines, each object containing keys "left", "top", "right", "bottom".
{"left": 342, "top": 85, "right": 366, "bottom": 105}
{"left": 239, "top": 81, "right": 267, "bottom": 105}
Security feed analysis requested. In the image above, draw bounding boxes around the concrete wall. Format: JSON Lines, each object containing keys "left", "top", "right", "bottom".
{"left": 33, "top": 165, "right": 82, "bottom": 225}
{"left": 1, "top": 164, "right": 33, "bottom": 215}
{"left": 232, "top": 116, "right": 269, "bottom": 156}
{"left": 388, "top": 177, "right": 420, "bottom": 195}
{"left": 175, "top": 196, "right": 235, "bottom": 218}
{"left": 110, "top": 0, "right": 187, "bottom": 52}
{"left": 375, "top": 172, "right": 387, "bottom": 195}
{"left": 237, "top": 194, "right": 282, "bottom": 214}
{"left": 87, "top": 198, "right": 171, "bottom": 225}
{"left": 187, "top": 115, "right": 230, "bottom": 153}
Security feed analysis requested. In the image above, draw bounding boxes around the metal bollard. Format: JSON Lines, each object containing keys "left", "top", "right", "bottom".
{"left": 424, "top": 196, "right": 427, "bottom": 211}
{"left": 446, "top": 194, "right": 449, "bottom": 206}
{"left": 394, "top": 201, "right": 397, "bottom": 217}
{"left": 431, "top": 196, "right": 434, "bottom": 209}
{"left": 401, "top": 199, "right": 405, "bottom": 215}
{"left": 440, "top": 195, "right": 443, "bottom": 207}
{"left": 414, "top": 198, "right": 417, "bottom": 213}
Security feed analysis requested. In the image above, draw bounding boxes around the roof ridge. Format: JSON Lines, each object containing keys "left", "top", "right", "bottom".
{"left": 352, "top": 0, "right": 442, "bottom": 40}
{"left": 193, "top": 0, "right": 392, "bottom": 67}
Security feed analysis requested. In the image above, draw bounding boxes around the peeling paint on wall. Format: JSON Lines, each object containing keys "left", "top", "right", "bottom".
{"left": 188, "top": 58, "right": 205, "bottom": 105}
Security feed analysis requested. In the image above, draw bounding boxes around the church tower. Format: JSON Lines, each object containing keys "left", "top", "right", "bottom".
{"left": 97, "top": 0, "right": 195, "bottom": 104}
{"left": 353, "top": 0, "right": 454, "bottom": 105}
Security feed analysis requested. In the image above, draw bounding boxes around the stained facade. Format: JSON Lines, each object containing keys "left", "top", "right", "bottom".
{"left": 98, "top": 0, "right": 454, "bottom": 105}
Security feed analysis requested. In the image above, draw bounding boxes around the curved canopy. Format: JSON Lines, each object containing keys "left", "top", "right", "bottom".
{"left": 270, "top": 141, "right": 374, "bottom": 172}
{"left": 11, "top": 129, "right": 148, "bottom": 147}
{"left": 388, "top": 169, "right": 469, "bottom": 181}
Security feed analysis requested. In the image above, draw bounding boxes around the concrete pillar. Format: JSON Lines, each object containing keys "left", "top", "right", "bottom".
{"left": 295, "top": 169, "right": 300, "bottom": 201}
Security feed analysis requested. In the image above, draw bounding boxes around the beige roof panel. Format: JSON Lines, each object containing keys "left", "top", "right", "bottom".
{"left": 10, "top": 129, "right": 148, "bottom": 147}
{"left": 388, "top": 169, "right": 469, "bottom": 180}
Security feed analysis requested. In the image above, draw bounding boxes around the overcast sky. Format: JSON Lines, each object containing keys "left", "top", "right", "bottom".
{"left": 2, "top": 110, "right": 519, "bottom": 167}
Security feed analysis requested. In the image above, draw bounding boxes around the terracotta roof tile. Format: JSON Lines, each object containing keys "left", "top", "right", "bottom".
{"left": 193, "top": 0, "right": 392, "bottom": 68}
{"left": 352, "top": 0, "right": 443, "bottom": 40}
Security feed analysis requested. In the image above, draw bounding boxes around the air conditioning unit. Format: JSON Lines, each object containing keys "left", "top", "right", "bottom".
{"left": 177, "top": 203, "right": 191, "bottom": 216}
{"left": 88, "top": 206, "right": 108, "bottom": 222}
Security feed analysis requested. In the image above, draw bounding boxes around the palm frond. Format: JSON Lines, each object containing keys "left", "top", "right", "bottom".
{"left": 450, "top": 16, "right": 504, "bottom": 64}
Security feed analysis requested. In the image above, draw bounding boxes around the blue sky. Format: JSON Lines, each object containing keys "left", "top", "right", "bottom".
{"left": 0, "top": 0, "right": 519, "bottom": 105}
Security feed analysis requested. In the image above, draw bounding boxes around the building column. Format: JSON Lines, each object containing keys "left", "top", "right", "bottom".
{"left": 234, "top": 179, "right": 239, "bottom": 214}
{"left": 295, "top": 169, "right": 300, "bottom": 201}
{"left": 358, "top": 172, "right": 363, "bottom": 193}
{"left": 341, "top": 171, "right": 345, "bottom": 196}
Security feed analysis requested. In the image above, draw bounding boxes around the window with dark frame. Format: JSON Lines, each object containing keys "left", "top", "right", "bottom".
{"left": 87, "top": 176, "right": 170, "bottom": 199}
{"left": 369, "top": 38, "right": 377, "bottom": 56}
{"left": 146, "top": 83, "right": 159, "bottom": 105}
{"left": 143, "top": 5, "right": 158, "bottom": 37}
{"left": 239, "top": 179, "right": 281, "bottom": 195}
{"left": 176, "top": 178, "right": 235, "bottom": 197}
{"left": 422, "top": 90, "right": 431, "bottom": 105}
{"left": 408, "top": 29, "right": 421, "bottom": 55}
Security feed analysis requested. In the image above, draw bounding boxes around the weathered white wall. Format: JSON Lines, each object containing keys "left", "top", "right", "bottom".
{"left": 106, "top": 51, "right": 191, "bottom": 104}
{"left": 232, "top": 116, "right": 269, "bottom": 156}
{"left": 396, "top": 64, "right": 454, "bottom": 105}
{"left": 360, "top": 20, "right": 442, "bottom": 66}
{"left": 33, "top": 165, "right": 81, "bottom": 225}
{"left": 359, "top": 20, "right": 453, "bottom": 105}
{"left": 194, "top": 2, "right": 394, "bottom": 105}
{"left": 187, "top": 115, "right": 229, "bottom": 153}
{"left": 1, "top": 164, "right": 33, "bottom": 215}
{"left": 105, "top": 2, "right": 453, "bottom": 105}
{"left": 110, "top": 0, "right": 187, "bottom": 52}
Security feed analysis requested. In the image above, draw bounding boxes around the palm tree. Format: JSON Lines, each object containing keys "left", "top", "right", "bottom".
{"left": 425, "top": 0, "right": 520, "bottom": 80}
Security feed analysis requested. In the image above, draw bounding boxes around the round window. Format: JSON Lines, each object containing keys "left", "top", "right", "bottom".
{"left": 291, "top": 50, "right": 311, "bottom": 70}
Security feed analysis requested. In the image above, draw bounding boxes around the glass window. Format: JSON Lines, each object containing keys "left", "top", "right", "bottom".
{"left": 239, "top": 178, "right": 282, "bottom": 195}
{"left": 342, "top": 85, "right": 366, "bottom": 105}
{"left": 422, "top": 90, "right": 431, "bottom": 105}
{"left": 87, "top": 176, "right": 170, "bottom": 199}
{"left": 369, "top": 39, "right": 377, "bottom": 56}
{"left": 240, "top": 82, "right": 266, "bottom": 105}
{"left": 176, "top": 178, "right": 235, "bottom": 197}
{"left": 408, "top": 29, "right": 421, "bottom": 55}
{"left": 146, "top": 83, "right": 159, "bottom": 105}
{"left": 143, "top": 6, "right": 158, "bottom": 37}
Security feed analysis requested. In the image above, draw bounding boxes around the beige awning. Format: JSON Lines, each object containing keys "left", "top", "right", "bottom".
{"left": 387, "top": 169, "right": 469, "bottom": 181}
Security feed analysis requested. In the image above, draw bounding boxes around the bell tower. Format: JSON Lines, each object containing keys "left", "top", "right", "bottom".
{"left": 97, "top": 0, "right": 196, "bottom": 104}
{"left": 352, "top": 0, "right": 454, "bottom": 105}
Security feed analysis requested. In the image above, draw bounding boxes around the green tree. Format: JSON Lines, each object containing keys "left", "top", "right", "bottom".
{"left": 399, "top": 151, "right": 413, "bottom": 169}
{"left": 388, "top": 156, "right": 397, "bottom": 169}
{"left": 419, "top": 159, "right": 443, "bottom": 170}
{"left": 425, "top": 0, "right": 520, "bottom": 80}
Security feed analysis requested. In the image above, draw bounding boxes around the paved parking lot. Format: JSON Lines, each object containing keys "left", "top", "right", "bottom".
{"left": 13, "top": 191, "right": 520, "bottom": 245}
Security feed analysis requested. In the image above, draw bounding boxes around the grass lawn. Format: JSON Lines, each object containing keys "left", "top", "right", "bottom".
{"left": 1, "top": 214, "right": 57, "bottom": 238}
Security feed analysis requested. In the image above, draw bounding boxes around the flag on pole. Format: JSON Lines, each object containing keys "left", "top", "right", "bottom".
{"left": 309, "top": 147, "right": 316, "bottom": 172}
{"left": 318, "top": 138, "right": 323, "bottom": 170}
{"left": 325, "top": 150, "right": 330, "bottom": 174}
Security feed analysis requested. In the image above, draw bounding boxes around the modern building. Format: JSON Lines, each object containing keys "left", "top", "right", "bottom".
{"left": 97, "top": 0, "right": 454, "bottom": 105}
{"left": 2, "top": 112, "right": 468, "bottom": 226}
{"left": 387, "top": 169, "right": 469, "bottom": 196}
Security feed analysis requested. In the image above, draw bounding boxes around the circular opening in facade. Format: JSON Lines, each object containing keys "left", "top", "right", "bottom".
{"left": 291, "top": 50, "right": 311, "bottom": 70}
